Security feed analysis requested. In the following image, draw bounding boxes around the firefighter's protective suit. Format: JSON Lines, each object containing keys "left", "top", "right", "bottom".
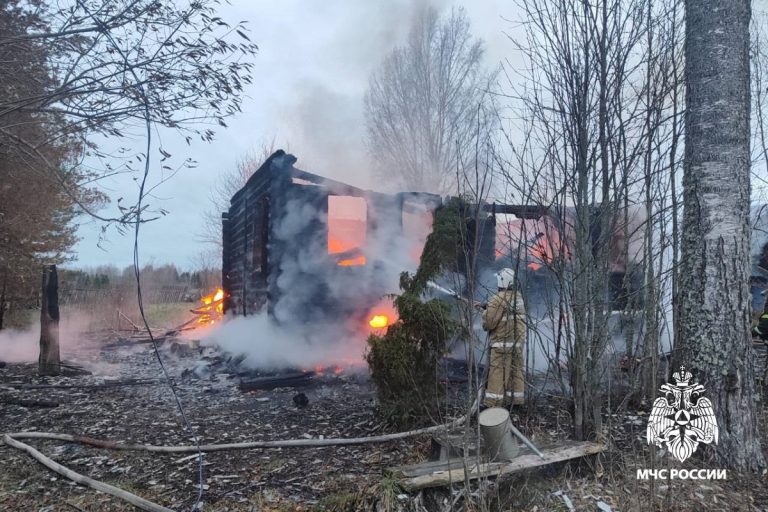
{"left": 753, "top": 311, "right": 768, "bottom": 342}
{"left": 482, "top": 268, "right": 526, "bottom": 407}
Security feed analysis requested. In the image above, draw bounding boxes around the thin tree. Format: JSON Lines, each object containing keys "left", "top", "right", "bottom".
{"left": 678, "top": 0, "right": 765, "bottom": 470}
{"left": 504, "top": 0, "right": 687, "bottom": 440}
{"left": 0, "top": 0, "right": 257, "bottom": 225}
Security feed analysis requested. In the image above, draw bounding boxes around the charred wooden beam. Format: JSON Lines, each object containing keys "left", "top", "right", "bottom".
{"left": 1, "top": 397, "right": 60, "bottom": 408}
{"left": 482, "top": 204, "right": 549, "bottom": 219}
{"left": 8, "top": 378, "right": 164, "bottom": 390}
{"left": 238, "top": 372, "right": 314, "bottom": 392}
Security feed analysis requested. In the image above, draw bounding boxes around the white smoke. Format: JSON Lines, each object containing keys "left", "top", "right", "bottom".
{"left": 0, "top": 327, "right": 40, "bottom": 363}
{"left": 0, "top": 310, "right": 93, "bottom": 364}
{"left": 202, "top": 189, "right": 425, "bottom": 370}
{"left": 202, "top": 314, "right": 367, "bottom": 370}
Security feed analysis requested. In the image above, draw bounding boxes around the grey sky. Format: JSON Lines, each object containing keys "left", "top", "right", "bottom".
{"left": 72, "top": 0, "right": 511, "bottom": 270}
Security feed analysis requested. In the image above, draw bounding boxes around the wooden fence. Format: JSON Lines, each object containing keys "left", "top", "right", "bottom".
{"left": 59, "top": 285, "right": 191, "bottom": 306}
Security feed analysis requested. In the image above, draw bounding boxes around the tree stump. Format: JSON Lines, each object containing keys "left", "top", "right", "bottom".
{"left": 38, "top": 265, "right": 60, "bottom": 376}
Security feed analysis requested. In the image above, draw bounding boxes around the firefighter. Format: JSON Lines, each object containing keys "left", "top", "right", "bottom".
{"left": 752, "top": 292, "right": 768, "bottom": 389}
{"left": 480, "top": 268, "right": 526, "bottom": 408}
{"left": 753, "top": 298, "right": 768, "bottom": 343}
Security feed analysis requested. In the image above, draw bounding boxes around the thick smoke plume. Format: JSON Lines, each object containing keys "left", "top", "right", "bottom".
{"left": 202, "top": 315, "right": 366, "bottom": 370}
{"left": 199, "top": 1, "right": 510, "bottom": 369}
{"left": 202, "top": 193, "right": 426, "bottom": 370}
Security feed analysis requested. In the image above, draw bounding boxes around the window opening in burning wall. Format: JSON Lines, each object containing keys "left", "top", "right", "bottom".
{"left": 494, "top": 215, "right": 553, "bottom": 271}
{"left": 327, "top": 195, "right": 367, "bottom": 266}
{"left": 402, "top": 199, "right": 434, "bottom": 264}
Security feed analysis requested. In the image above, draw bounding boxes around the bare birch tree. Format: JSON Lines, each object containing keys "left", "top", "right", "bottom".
{"left": 501, "top": 0, "right": 687, "bottom": 442}
{"left": 504, "top": 0, "right": 646, "bottom": 440}
{"left": 364, "top": 7, "right": 495, "bottom": 194}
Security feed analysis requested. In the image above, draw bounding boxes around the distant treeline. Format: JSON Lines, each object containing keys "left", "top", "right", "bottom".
{"left": 0, "top": 263, "right": 220, "bottom": 330}
{"left": 61, "top": 264, "right": 220, "bottom": 294}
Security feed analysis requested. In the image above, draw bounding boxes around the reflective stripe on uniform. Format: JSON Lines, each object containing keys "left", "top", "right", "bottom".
{"left": 485, "top": 391, "right": 524, "bottom": 399}
{"left": 491, "top": 342, "right": 519, "bottom": 348}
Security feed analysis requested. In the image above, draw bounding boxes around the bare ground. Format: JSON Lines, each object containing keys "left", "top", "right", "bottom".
{"left": 0, "top": 331, "right": 767, "bottom": 511}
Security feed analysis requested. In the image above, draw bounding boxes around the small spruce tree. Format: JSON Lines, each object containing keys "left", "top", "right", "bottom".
{"left": 365, "top": 199, "right": 468, "bottom": 427}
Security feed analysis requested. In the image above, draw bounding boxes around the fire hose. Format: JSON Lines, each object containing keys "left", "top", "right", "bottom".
{"left": 4, "top": 410, "right": 474, "bottom": 453}
{"left": 2, "top": 398, "right": 481, "bottom": 512}
{"left": 425, "top": 283, "right": 544, "bottom": 458}
{"left": 4, "top": 386, "right": 545, "bottom": 512}
{"left": 426, "top": 281, "right": 486, "bottom": 309}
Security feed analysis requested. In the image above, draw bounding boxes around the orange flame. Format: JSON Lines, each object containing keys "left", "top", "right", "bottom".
{"left": 328, "top": 238, "right": 366, "bottom": 267}
{"left": 338, "top": 255, "right": 367, "bottom": 266}
{"left": 196, "top": 287, "right": 225, "bottom": 324}
{"left": 327, "top": 195, "right": 367, "bottom": 267}
{"left": 369, "top": 314, "right": 390, "bottom": 329}
{"left": 305, "top": 365, "right": 346, "bottom": 376}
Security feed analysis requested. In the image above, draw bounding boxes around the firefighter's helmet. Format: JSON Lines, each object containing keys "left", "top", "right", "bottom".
{"left": 496, "top": 268, "right": 516, "bottom": 290}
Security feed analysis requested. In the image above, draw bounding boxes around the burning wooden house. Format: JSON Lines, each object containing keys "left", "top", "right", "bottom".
{"left": 221, "top": 151, "right": 440, "bottom": 329}
{"left": 221, "top": 151, "right": 644, "bottom": 331}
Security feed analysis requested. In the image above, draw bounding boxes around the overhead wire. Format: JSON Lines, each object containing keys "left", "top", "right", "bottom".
{"left": 132, "top": 114, "right": 205, "bottom": 510}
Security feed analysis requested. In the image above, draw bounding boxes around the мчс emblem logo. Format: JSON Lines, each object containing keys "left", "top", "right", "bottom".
{"left": 646, "top": 366, "right": 719, "bottom": 463}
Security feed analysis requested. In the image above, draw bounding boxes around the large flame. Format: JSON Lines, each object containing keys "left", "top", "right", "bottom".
{"left": 328, "top": 238, "right": 367, "bottom": 266}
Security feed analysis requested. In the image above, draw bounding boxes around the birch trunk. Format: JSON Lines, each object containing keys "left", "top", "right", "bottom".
{"left": 680, "top": 0, "right": 764, "bottom": 470}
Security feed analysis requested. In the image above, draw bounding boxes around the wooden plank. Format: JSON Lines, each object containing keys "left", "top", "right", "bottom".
{"left": 390, "top": 445, "right": 538, "bottom": 478}
{"left": 388, "top": 458, "right": 472, "bottom": 479}
{"left": 399, "top": 441, "right": 605, "bottom": 491}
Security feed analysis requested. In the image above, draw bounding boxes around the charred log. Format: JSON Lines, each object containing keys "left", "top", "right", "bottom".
{"left": 38, "top": 265, "right": 60, "bottom": 376}
{"left": 238, "top": 372, "right": 314, "bottom": 392}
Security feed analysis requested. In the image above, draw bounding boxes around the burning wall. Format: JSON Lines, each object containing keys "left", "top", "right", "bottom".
{"left": 486, "top": 203, "right": 646, "bottom": 312}
{"left": 216, "top": 153, "right": 647, "bottom": 370}
{"left": 220, "top": 151, "right": 440, "bottom": 340}
{"left": 211, "top": 151, "right": 446, "bottom": 369}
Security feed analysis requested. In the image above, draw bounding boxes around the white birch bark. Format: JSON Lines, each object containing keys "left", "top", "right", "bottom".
{"left": 680, "top": 0, "right": 765, "bottom": 470}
